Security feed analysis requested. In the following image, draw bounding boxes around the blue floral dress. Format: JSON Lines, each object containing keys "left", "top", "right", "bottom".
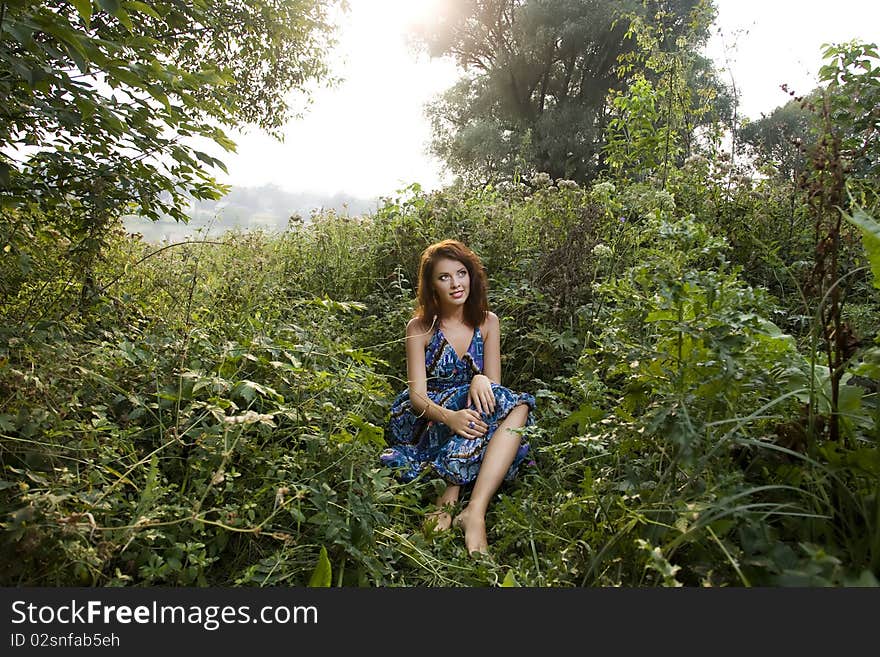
{"left": 380, "top": 324, "right": 536, "bottom": 484}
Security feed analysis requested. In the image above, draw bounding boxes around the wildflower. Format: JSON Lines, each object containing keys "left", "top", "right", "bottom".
{"left": 683, "top": 154, "right": 708, "bottom": 169}
{"left": 654, "top": 190, "right": 676, "bottom": 212}
{"left": 591, "top": 181, "right": 616, "bottom": 197}
{"left": 224, "top": 410, "right": 276, "bottom": 426}
{"left": 532, "top": 172, "right": 552, "bottom": 188}
{"left": 591, "top": 243, "right": 613, "bottom": 258}
{"left": 275, "top": 486, "right": 290, "bottom": 507}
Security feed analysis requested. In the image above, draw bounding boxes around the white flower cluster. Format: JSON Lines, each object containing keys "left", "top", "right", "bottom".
{"left": 683, "top": 154, "right": 708, "bottom": 169}
{"left": 653, "top": 190, "right": 676, "bottom": 212}
{"left": 591, "top": 243, "right": 613, "bottom": 258}
{"left": 557, "top": 179, "right": 579, "bottom": 190}
{"left": 591, "top": 181, "right": 616, "bottom": 197}
{"left": 532, "top": 172, "right": 552, "bottom": 188}
{"left": 223, "top": 411, "right": 276, "bottom": 426}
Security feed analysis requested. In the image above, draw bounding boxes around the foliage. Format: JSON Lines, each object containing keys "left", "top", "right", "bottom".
{"left": 0, "top": 0, "right": 342, "bottom": 309}
{"left": 797, "top": 41, "right": 880, "bottom": 443}
{"left": 605, "top": 75, "right": 680, "bottom": 181}
{"left": 1, "top": 30, "right": 878, "bottom": 589}
{"left": 740, "top": 95, "right": 815, "bottom": 183}
{"left": 818, "top": 40, "right": 880, "bottom": 184}
{"left": 844, "top": 207, "right": 880, "bottom": 291}
{"left": 418, "top": 0, "right": 718, "bottom": 186}
{"left": 615, "top": 0, "right": 730, "bottom": 182}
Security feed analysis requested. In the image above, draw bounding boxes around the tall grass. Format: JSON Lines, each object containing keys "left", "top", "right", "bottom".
{"left": 1, "top": 181, "right": 877, "bottom": 586}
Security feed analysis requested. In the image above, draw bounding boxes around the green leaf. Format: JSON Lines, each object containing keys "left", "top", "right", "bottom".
{"left": 97, "top": 0, "right": 121, "bottom": 12}
{"left": 193, "top": 150, "right": 221, "bottom": 169}
{"left": 0, "top": 413, "right": 16, "bottom": 433}
{"left": 72, "top": 0, "right": 93, "bottom": 27}
{"left": 847, "top": 448, "right": 880, "bottom": 477}
{"left": 231, "top": 379, "right": 280, "bottom": 403}
{"left": 348, "top": 414, "right": 386, "bottom": 448}
{"left": 0, "top": 0, "right": 336, "bottom": 247}
{"left": 560, "top": 403, "right": 604, "bottom": 433}
{"left": 854, "top": 347, "right": 880, "bottom": 379}
{"left": 848, "top": 570, "right": 880, "bottom": 587}
{"left": 108, "top": 66, "right": 145, "bottom": 89}
{"left": 115, "top": 9, "right": 133, "bottom": 31}
{"left": 308, "top": 546, "right": 332, "bottom": 587}
{"left": 843, "top": 207, "right": 880, "bottom": 290}
{"left": 124, "top": 1, "right": 161, "bottom": 19}
{"left": 501, "top": 570, "right": 520, "bottom": 587}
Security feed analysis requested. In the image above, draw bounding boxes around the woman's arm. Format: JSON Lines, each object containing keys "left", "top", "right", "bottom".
{"left": 481, "top": 311, "right": 501, "bottom": 384}
{"left": 405, "top": 318, "right": 435, "bottom": 418}
{"left": 468, "top": 312, "right": 501, "bottom": 415}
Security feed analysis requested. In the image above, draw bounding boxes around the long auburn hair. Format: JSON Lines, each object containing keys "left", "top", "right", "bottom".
{"left": 414, "top": 240, "right": 488, "bottom": 330}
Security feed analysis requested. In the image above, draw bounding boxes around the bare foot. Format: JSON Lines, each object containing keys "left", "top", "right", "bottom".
{"left": 453, "top": 508, "right": 488, "bottom": 555}
{"left": 423, "top": 508, "right": 453, "bottom": 532}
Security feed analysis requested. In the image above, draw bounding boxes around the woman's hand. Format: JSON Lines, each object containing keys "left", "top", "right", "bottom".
{"left": 447, "top": 408, "right": 488, "bottom": 439}
{"left": 468, "top": 374, "right": 496, "bottom": 416}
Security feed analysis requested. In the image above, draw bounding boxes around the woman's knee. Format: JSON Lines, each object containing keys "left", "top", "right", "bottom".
{"left": 506, "top": 403, "right": 529, "bottom": 426}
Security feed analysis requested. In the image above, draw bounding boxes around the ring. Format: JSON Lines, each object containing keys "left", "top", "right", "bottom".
{"left": 468, "top": 421, "right": 475, "bottom": 429}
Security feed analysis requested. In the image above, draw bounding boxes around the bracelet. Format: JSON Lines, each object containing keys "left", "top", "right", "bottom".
{"left": 413, "top": 389, "right": 450, "bottom": 424}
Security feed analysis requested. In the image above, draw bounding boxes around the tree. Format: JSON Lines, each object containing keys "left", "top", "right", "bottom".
{"left": 740, "top": 95, "right": 815, "bottom": 183}
{"left": 803, "top": 41, "right": 880, "bottom": 444}
{"left": 416, "top": 0, "right": 717, "bottom": 186}
{"left": 0, "top": 0, "right": 342, "bottom": 294}
{"left": 611, "top": 0, "right": 731, "bottom": 185}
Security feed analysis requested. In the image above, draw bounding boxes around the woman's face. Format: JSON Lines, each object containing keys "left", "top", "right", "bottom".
{"left": 431, "top": 257, "right": 470, "bottom": 311}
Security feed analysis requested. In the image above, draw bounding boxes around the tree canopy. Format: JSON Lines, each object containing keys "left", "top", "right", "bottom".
{"left": 740, "top": 95, "right": 814, "bottom": 183}
{"left": 415, "top": 0, "right": 720, "bottom": 186}
{"left": 0, "top": 0, "right": 342, "bottom": 229}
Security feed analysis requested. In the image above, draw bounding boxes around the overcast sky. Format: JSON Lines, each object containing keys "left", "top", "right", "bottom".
{"left": 215, "top": 0, "right": 880, "bottom": 199}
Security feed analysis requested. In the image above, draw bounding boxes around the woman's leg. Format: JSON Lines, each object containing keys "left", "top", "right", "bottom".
{"left": 424, "top": 483, "right": 461, "bottom": 531}
{"left": 455, "top": 404, "right": 529, "bottom": 553}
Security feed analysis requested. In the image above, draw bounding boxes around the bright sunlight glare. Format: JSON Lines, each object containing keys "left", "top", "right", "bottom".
{"left": 217, "top": 0, "right": 457, "bottom": 200}
{"left": 217, "top": 0, "right": 880, "bottom": 202}
{"left": 353, "top": 0, "right": 442, "bottom": 33}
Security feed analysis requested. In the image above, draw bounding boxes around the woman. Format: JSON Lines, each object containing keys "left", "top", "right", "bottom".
{"left": 380, "top": 239, "right": 536, "bottom": 555}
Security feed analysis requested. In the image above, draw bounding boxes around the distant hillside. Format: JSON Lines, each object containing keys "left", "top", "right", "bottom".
{"left": 124, "top": 184, "right": 379, "bottom": 242}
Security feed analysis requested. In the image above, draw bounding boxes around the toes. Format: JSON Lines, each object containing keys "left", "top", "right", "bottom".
{"left": 466, "top": 534, "right": 489, "bottom": 555}
{"left": 455, "top": 512, "right": 488, "bottom": 554}
{"left": 424, "top": 510, "right": 453, "bottom": 532}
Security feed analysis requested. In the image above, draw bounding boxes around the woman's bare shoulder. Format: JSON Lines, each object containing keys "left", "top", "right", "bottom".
{"left": 481, "top": 311, "right": 500, "bottom": 334}
{"left": 406, "top": 317, "right": 434, "bottom": 343}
